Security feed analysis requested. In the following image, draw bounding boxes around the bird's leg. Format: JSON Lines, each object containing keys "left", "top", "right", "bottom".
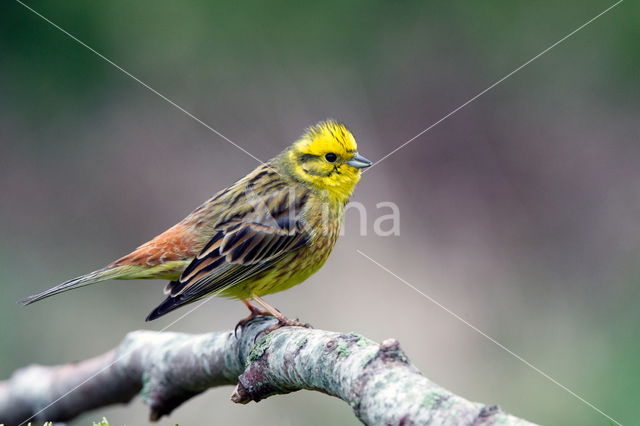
{"left": 251, "top": 295, "right": 312, "bottom": 333}
{"left": 242, "top": 298, "right": 272, "bottom": 317}
{"left": 235, "top": 299, "right": 273, "bottom": 337}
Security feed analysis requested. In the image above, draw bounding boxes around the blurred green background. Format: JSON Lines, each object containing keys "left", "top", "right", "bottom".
{"left": 1, "top": 1, "right": 639, "bottom": 424}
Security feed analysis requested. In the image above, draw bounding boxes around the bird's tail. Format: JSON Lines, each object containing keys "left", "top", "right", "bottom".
{"left": 145, "top": 286, "right": 192, "bottom": 321}
{"left": 19, "top": 266, "right": 129, "bottom": 305}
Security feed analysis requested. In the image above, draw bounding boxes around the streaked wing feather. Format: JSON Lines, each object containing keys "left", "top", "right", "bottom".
{"left": 181, "top": 259, "right": 278, "bottom": 299}
{"left": 166, "top": 187, "right": 310, "bottom": 301}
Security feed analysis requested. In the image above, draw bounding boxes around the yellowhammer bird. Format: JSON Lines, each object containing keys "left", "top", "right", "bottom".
{"left": 21, "top": 120, "right": 371, "bottom": 327}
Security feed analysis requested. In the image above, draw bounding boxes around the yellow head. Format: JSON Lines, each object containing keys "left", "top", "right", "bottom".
{"left": 279, "top": 120, "right": 372, "bottom": 203}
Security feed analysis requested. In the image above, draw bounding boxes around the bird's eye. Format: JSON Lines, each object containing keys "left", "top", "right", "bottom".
{"left": 325, "top": 153, "right": 337, "bottom": 163}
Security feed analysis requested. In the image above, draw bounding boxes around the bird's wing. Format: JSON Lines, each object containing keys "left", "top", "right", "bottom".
{"left": 146, "top": 185, "right": 310, "bottom": 320}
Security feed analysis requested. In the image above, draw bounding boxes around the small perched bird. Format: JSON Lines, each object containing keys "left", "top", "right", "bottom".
{"left": 21, "top": 120, "right": 371, "bottom": 327}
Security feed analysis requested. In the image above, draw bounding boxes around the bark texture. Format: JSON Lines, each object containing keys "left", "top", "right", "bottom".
{"left": 0, "top": 317, "right": 537, "bottom": 425}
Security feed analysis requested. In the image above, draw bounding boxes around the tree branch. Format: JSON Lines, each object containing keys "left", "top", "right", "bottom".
{"left": 0, "top": 317, "right": 537, "bottom": 425}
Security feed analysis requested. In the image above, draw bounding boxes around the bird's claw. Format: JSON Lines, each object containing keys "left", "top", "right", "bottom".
{"left": 253, "top": 317, "right": 313, "bottom": 342}
{"left": 234, "top": 309, "right": 273, "bottom": 338}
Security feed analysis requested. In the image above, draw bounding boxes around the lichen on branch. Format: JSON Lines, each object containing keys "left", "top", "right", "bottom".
{"left": 0, "top": 317, "right": 536, "bottom": 425}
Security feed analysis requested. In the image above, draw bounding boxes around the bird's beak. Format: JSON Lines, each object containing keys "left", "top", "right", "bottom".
{"left": 346, "top": 153, "right": 373, "bottom": 169}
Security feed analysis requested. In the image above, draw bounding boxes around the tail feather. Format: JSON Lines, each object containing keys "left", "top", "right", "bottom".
{"left": 145, "top": 286, "right": 189, "bottom": 321}
{"left": 19, "top": 267, "right": 123, "bottom": 305}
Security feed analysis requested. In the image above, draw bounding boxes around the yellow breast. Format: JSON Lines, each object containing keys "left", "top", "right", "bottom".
{"left": 221, "top": 195, "right": 344, "bottom": 299}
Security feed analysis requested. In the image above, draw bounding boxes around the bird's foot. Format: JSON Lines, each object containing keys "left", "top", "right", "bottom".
{"left": 234, "top": 306, "right": 273, "bottom": 338}
{"left": 241, "top": 296, "right": 312, "bottom": 340}
{"left": 259, "top": 315, "right": 313, "bottom": 336}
